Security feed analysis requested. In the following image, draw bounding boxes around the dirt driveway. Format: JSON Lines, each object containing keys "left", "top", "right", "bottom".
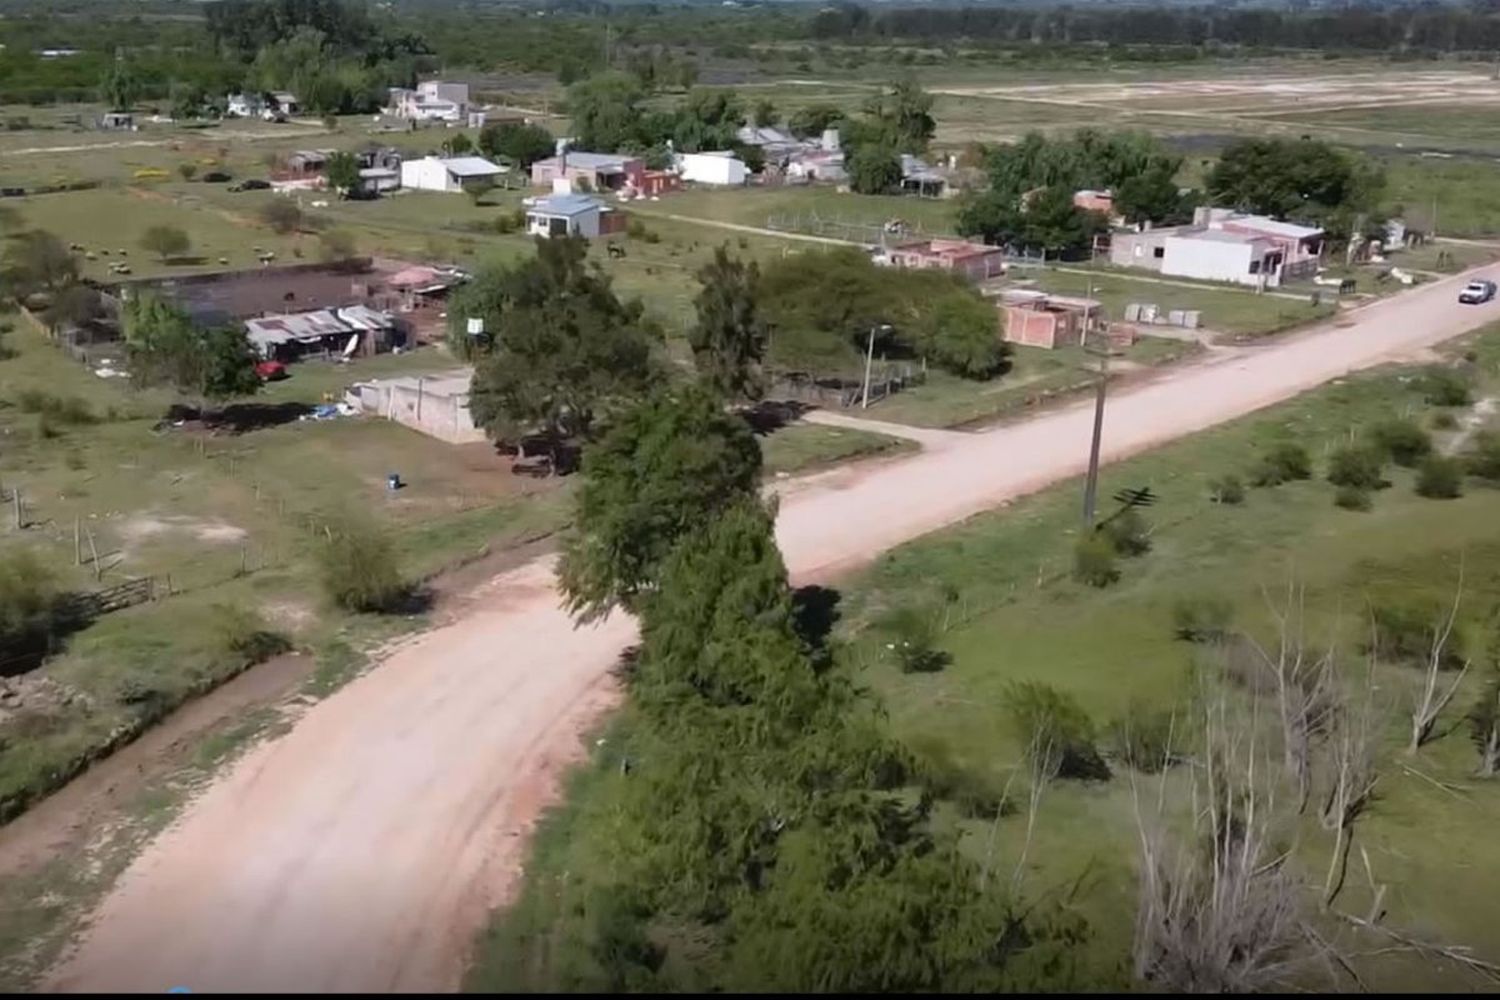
{"left": 46, "top": 265, "right": 1500, "bottom": 992}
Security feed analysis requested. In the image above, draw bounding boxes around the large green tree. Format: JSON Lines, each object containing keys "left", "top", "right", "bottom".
{"left": 124, "top": 294, "right": 261, "bottom": 404}
{"left": 479, "top": 121, "right": 556, "bottom": 168}
{"left": 140, "top": 224, "right": 191, "bottom": 263}
{"left": 863, "top": 76, "right": 935, "bottom": 154}
{"left": 688, "top": 247, "right": 767, "bottom": 402}
{"left": 100, "top": 57, "right": 140, "bottom": 111}
{"left": 324, "top": 150, "right": 360, "bottom": 196}
{"left": 566, "top": 71, "right": 646, "bottom": 151}
{"left": 1, "top": 231, "right": 79, "bottom": 301}
{"left": 847, "top": 143, "right": 902, "bottom": 195}
{"left": 758, "top": 246, "right": 1006, "bottom": 378}
{"left": 557, "top": 384, "right": 762, "bottom": 621}
{"left": 465, "top": 236, "right": 657, "bottom": 447}
{"left": 1207, "top": 137, "right": 1385, "bottom": 239}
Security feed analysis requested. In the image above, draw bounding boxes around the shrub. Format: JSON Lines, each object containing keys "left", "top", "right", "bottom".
{"left": 0, "top": 549, "right": 61, "bottom": 660}
{"left": 1415, "top": 454, "right": 1463, "bottom": 499}
{"left": 1368, "top": 599, "right": 1465, "bottom": 668}
{"left": 1208, "top": 474, "right": 1245, "bottom": 505}
{"left": 1326, "top": 444, "right": 1385, "bottom": 490}
{"left": 16, "top": 390, "right": 94, "bottom": 424}
{"left": 1249, "top": 442, "right": 1312, "bottom": 487}
{"left": 1004, "top": 680, "right": 1110, "bottom": 781}
{"left": 1073, "top": 532, "right": 1119, "bottom": 588}
{"left": 318, "top": 520, "right": 409, "bottom": 613}
{"left": 1466, "top": 429, "right": 1500, "bottom": 481}
{"left": 1418, "top": 366, "right": 1473, "bottom": 407}
{"left": 879, "top": 606, "right": 947, "bottom": 673}
{"left": 1102, "top": 509, "right": 1151, "bottom": 556}
{"left": 1431, "top": 410, "right": 1458, "bottom": 431}
{"left": 1107, "top": 701, "right": 1182, "bottom": 773}
{"left": 212, "top": 604, "right": 292, "bottom": 663}
{"left": 1371, "top": 417, "right": 1432, "bottom": 467}
{"left": 1333, "top": 484, "right": 1372, "bottom": 511}
{"left": 907, "top": 735, "right": 1006, "bottom": 819}
{"left": 1172, "top": 594, "right": 1233, "bottom": 643}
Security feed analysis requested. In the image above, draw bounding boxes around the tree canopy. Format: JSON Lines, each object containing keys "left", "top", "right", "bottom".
{"left": 689, "top": 247, "right": 767, "bottom": 402}
{"left": 140, "top": 225, "right": 191, "bottom": 263}
{"left": 847, "top": 143, "right": 902, "bottom": 195}
{"left": 1207, "top": 137, "right": 1385, "bottom": 240}
{"left": 557, "top": 384, "right": 762, "bottom": 621}
{"left": 463, "top": 236, "right": 658, "bottom": 447}
{"left": 124, "top": 293, "right": 261, "bottom": 403}
{"left": 759, "top": 246, "right": 1008, "bottom": 379}
{"left": 479, "top": 121, "right": 556, "bottom": 169}
{"left": 566, "top": 71, "right": 648, "bottom": 152}
{"left": 501, "top": 475, "right": 1086, "bottom": 990}
{"left": 324, "top": 150, "right": 359, "bottom": 195}
{"left": 1, "top": 230, "right": 79, "bottom": 301}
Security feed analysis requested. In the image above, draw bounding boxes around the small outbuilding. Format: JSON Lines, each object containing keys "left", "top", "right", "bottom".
{"left": 525, "top": 193, "right": 622, "bottom": 239}
{"left": 676, "top": 151, "right": 749, "bottom": 186}
{"left": 400, "top": 155, "right": 506, "bottom": 194}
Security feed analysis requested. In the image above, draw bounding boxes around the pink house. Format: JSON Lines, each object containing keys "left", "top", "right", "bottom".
{"left": 883, "top": 239, "right": 1005, "bottom": 282}
{"left": 1073, "top": 189, "right": 1114, "bottom": 215}
{"left": 529, "top": 151, "right": 645, "bottom": 193}
{"left": 998, "top": 289, "right": 1101, "bottom": 350}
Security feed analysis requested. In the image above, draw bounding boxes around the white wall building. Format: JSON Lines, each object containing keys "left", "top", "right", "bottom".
{"left": 525, "top": 193, "right": 606, "bottom": 238}
{"left": 676, "top": 150, "right": 749, "bottom": 186}
{"left": 399, "top": 155, "right": 505, "bottom": 193}
{"left": 389, "top": 81, "right": 470, "bottom": 123}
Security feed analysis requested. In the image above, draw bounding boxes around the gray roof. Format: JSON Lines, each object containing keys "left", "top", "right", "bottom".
{"left": 442, "top": 156, "right": 503, "bottom": 177}
{"left": 541, "top": 151, "right": 635, "bottom": 171}
{"left": 530, "top": 193, "right": 604, "bottom": 217}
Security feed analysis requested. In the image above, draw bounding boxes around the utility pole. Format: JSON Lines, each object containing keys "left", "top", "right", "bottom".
{"left": 860, "top": 324, "right": 877, "bottom": 409}
{"left": 1081, "top": 341, "right": 1110, "bottom": 529}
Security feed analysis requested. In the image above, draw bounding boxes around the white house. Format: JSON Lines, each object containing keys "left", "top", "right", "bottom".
{"left": 676, "top": 151, "right": 749, "bottom": 186}
{"left": 226, "top": 93, "right": 264, "bottom": 118}
{"left": 525, "top": 193, "right": 607, "bottom": 238}
{"left": 389, "top": 81, "right": 470, "bottom": 123}
{"left": 399, "top": 155, "right": 505, "bottom": 193}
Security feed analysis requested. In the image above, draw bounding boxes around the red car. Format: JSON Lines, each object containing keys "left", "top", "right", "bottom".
{"left": 256, "top": 360, "right": 288, "bottom": 381}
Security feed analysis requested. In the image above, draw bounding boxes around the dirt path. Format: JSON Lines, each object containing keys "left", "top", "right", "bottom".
{"left": 46, "top": 264, "right": 1500, "bottom": 992}
{"left": 625, "top": 207, "right": 860, "bottom": 246}
{"left": 798, "top": 409, "right": 969, "bottom": 447}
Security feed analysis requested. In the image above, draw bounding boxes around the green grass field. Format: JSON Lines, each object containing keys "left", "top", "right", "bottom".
{"left": 869, "top": 337, "right": 1198, "bottom": 429}
{"left": 836, "top": 329, "right": 1500, "bottom": 988}
{"left": 759, "top": 421, "right": 911, "bottom": 475}
{"left": 1033, "top": 268, "right": 1338, "bottom": 336}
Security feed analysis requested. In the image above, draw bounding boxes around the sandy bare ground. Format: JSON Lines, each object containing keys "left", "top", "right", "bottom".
{"left": 47, "top": 264, "right": 1500, "bottom": 993}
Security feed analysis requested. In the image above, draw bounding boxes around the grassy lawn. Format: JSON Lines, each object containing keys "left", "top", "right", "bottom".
{"left": 758, "top": 421, "right": 911, "bottom": 476}
{"left": 10, "top": 187, "right": 308, "bottom": 280}
{"left": 637, "top": 185, "right": 957, "bottom": 238}
{"left": 869, "top": 338, "right": 1199, "bottom": 430}
{"left": 1258, "top": 103, "right": 1500, "bottom": 154}
{"left": 832, "top": 327, "right": 1500, "bottom": 988}
{"left": 1033, "top": 268, "right": 1336, "bottom": 337}
{"left": 1383, "top": 154, "right": 1500, "bottom": 239}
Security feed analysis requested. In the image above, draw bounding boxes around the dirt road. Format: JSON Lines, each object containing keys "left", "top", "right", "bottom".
{"left": 48, "top": 265, "right": 1500, "bottom": 992}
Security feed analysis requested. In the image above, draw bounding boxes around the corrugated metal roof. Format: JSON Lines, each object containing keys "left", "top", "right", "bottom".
{"left": 538, "top": 151, "right": 636, "bottom": 171}
{"left": 530, "top": 193, "right": 604, "bottom": 217}
{"left": 245, "top": 309, "right": 350, "bottom": 345}
{"left": 442, "top": 156, "right": 503, "bottom": 177}
{"left": 1230, "top": 215, "right": 1324, "bottom": 240}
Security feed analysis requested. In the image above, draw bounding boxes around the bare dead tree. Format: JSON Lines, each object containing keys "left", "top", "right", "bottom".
{"left": 1319, "top": 658, "right": 1382, "bottom": 907}
{"left": 1012, "top": 732, "right": 1058, "bottom": 894}
{"left": 1248, "top": 580, "right": 1337, "bottom": 815}
{"left": 1131, "top": 694, "right": 1306, "bottom": 992}
{"left": 1474, "top": 677, "right": 1500, "bottom": 778}
{"left": 1409, "top": 576, "right": 1471, "bottom": 755}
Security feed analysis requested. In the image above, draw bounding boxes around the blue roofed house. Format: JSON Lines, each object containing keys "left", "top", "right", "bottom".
{"left": 524, "top": 192, "right": 619, "bottom": 238}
